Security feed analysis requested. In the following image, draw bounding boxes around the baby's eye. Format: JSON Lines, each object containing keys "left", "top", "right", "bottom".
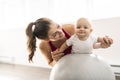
{"left": 84, "top": 26, "right": 88, "bottom": 29}
{"left": 76, "top": 26, "right": 81, "bottom": 29}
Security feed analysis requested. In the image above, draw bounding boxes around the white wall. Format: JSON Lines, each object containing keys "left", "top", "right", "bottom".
{"left": 0, "top": 27, "right": 50, "bottom": 68}
{"left": 92, "top": 17, "right": 120, "bottom": 65}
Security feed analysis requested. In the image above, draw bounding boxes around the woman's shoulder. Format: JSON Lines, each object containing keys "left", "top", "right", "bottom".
{"left": 61, "top": 24, "right": 75, "bottom": 36}
{"left": 39, "top": 40, "right": 51, "bottom": 53}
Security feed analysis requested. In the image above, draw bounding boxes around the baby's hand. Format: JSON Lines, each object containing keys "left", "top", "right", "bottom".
{"left": 98, "top": 36, "right": 113, "bottom": 48}
{"left": 103, "top": 36, "right": 113, "bottom": 45}
{"left": 102, "top": 36, "right": 113, "bottom": 48}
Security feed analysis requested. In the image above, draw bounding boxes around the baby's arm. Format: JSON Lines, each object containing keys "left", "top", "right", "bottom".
{"left": 58, "top": 42, "right": 69, "bottom": 52}
{"left": 93, "top": 36, "right": 113, "bottom": 49}
{"left": 93, "top": 43, "right": 101, "bottom": 49}
{"left": 57, "top": 35, "right": 73, "bottom": 53}
{"left": 53, "top": 42, "right": 69, "bottom": 56}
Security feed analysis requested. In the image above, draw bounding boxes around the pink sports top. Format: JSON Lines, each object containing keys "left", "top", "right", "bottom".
{"left": 48, "top": 28, "right": 72, "bottom": 55}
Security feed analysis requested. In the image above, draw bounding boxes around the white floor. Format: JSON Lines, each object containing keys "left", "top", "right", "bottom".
{"left": 0, "top": 62, "right": 120, "bottom": 80}
{"left": 0, "top": 63, "right": 51, "bottom": 80}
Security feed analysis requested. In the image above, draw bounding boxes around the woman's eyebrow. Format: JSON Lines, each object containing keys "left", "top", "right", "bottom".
{"left": 57, "top": 24, "right": 60, "bottom": 28}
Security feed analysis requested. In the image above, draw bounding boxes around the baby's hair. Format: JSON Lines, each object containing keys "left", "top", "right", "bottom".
{"left": 76, "top": 17, "right": 93, "bottom": 27}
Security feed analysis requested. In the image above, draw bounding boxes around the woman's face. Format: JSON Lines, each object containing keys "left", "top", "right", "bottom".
{"left": 48, "top": 22, "right": 65, "bottom": 41}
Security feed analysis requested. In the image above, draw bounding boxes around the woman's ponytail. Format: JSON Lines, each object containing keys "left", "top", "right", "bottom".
{"left": 26, "top": 22, "right": 36, "bottom": 62}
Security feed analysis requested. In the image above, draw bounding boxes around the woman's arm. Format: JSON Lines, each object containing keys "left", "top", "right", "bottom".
{"left": 62, "top": 24, "right": 75, "bottom": 36}
{"left": 39, "top": 41, "right": 64, "bottom": 67}
{"left": 39, "top": 41, "right": 56, "bottom": 67}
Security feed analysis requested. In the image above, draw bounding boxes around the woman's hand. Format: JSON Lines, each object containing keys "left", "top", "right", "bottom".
{"left": 98, "top": 36, "right": 113, "bottom": 48}
{"left": 51, "top": 49, "right": 64, "bottom": 61}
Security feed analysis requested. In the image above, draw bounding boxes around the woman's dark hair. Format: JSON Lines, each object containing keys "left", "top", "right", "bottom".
{"left": 25, "top": 18, "right": 51, "bottom": 62}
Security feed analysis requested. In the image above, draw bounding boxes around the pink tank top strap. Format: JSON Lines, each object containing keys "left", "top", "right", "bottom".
{"left": 48, "top": 41, "right": 56, "bottom": 51}
{"left": 62, "top": 28, "right": 70, "bottom": 39}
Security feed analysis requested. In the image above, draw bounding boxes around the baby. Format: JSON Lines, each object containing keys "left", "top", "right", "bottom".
{"left": 56, "top": 18, "right": 112, "bottom": 54}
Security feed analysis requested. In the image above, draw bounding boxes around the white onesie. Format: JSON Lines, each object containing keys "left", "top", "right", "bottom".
{"left": 66, "top": 34, "right": 97, "bottom": 54}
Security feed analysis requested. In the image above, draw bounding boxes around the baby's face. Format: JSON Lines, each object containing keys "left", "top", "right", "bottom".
{"left": 75, "top": 18, "right": 93, "bottom": 38}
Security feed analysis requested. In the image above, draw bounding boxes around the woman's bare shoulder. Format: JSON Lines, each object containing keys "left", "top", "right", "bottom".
{"left": 39, "top": 40, "right": 51, "bottom": 53}
{"left": 62, "top": 24, "right": 75, "bottom": 35}
{"left": 62, "top": 24, "right": 74, "bottom": 28}
{"left": 39, "top": 40, "right": 53, "bottom": 65}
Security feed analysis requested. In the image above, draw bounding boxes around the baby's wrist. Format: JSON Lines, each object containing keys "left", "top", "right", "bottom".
{"left": 94, "top": 43, "right": 101, "bottom": 49}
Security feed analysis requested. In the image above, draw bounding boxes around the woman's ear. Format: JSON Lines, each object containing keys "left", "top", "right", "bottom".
{"left": 58, "top": 24, "right": 62, "bottom": 29}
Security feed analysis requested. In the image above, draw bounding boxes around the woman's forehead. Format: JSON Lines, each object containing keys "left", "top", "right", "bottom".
{"left": 49, "top": 23, "right": 57, "bottom": 33}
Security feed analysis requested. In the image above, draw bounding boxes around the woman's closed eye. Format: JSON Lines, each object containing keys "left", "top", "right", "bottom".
{"left": 52, "top": 31, "right": 59, "bottom": 38}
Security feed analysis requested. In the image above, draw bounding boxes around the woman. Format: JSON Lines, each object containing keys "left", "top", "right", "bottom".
{"left": 25, "top": 17, "right": 113, "bottom": 67}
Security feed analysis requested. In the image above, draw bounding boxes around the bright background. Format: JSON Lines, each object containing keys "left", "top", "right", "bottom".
{"left": 0, "top": 0, "right": 120, "bottom": 68}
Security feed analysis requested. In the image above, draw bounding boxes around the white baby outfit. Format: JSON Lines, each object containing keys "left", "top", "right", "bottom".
{"left": 66, "top": 34, "right": 97, "bottom": 54}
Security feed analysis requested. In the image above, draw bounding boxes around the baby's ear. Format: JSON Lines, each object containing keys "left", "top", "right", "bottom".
{"left": 90, "top": 29, "right": 93, "bottom": 32}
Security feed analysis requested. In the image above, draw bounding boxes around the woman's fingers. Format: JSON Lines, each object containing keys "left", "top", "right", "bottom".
{"left": 52, "top": 49, "right": 60, "bottom": 54}
{"left": 53, "top": 52, "right": 64, "bottom": 58}
{"left": 52, "top": 52, "right": 64, "bottom": 61}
